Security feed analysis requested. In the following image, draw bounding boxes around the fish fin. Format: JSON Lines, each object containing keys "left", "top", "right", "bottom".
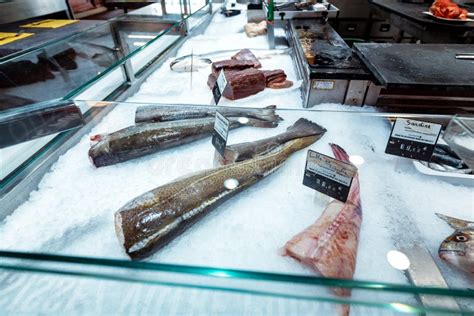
{"left": 435, "top": 213, "right": 474, "bottom": 230}
{"left": 330, "top": 143, "right": 351, "bottom": 164}
{"left": 253, "top": 105, "right": 284, "bottom": 123}
{"left": 246, "top": 117, "right": 280, "bottom": 128}
{"left": 287, "top": 118, "right": 326, "bottom": 136}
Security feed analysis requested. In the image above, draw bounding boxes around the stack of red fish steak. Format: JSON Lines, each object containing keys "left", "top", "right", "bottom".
{"left": 207, "top": 49, "right": 294, "bottom": 100}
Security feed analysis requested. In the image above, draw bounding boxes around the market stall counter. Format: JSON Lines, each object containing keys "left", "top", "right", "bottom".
{"left": 0, "top": 100, "right": 473, "bottom": 315}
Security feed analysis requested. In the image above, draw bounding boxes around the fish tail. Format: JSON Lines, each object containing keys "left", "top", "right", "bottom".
{"left": 246, "top": 105, "right": 283, "bottom": 126}
{"left": 287, "top": 118, "right": 326, "bottom": 137}
{"left": 330, "top": 143, "right": 351, "bottom": 163}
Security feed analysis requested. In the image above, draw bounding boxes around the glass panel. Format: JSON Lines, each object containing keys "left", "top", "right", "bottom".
{"left": 0, "top": 1, "right": 211, "bottom": 110}
{"left": 0, "top": 102, "right": 472, "bottom": 314}
{"left": 0, "top": 23, "right": 119, "bottom": 109}
{"left": 0, "top": 252, "right": 471, "bottom": 314}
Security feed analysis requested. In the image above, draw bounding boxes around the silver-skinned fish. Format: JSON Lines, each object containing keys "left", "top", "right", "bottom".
{"left": 436, "top": 213, "right": 474, "bottom": 274}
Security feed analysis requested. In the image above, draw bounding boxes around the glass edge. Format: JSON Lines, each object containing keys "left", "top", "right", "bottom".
{"left": 0, "top": 251, "right": 472, "bottom": 300}
{"left": 73, "top": 99, "right": 455, "bottom": 120}
{"left": 0, "top": 263, "right": 465, "bottom": 315}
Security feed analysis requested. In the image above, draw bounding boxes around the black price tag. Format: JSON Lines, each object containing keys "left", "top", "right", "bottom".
{"left": 303, "top": 150, "right": 357, "bottom": 203}
{"left": 212, "top": 70, "right": 228, "bottom": 105}
{"left": 385, "top": 118, "right": 442, "bottom": 162}
{"left": 212, "top": 111, "right": 230, "bottom": 156}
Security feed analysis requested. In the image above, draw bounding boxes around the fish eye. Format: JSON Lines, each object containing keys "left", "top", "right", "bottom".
{"left": 455, "top": 234, "right": 468, "bottom": 242}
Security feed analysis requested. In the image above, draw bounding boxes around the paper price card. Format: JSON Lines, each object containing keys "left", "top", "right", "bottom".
{"left": 303, "top": 150, "right": 357, "bottom": 203}
{"left": 212, "top": 111, "right": 230, "bottom": 156}
{"left": 385, "top": 118, "right": 442, "bottom": 161}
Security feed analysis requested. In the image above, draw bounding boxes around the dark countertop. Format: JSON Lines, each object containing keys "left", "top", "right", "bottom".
{"left": 354, "top": 43, "right": 474, "bottom": 90}
{"left": 0, "top": 19, "right": 107, "bottom": 60}
{"left": 369, "top": 0, "right": 474, "bottom": 30}
{"left": 290, "top": 20, "right": 372, "bottom": 80}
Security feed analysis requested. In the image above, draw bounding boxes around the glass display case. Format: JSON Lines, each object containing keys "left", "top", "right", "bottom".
{"left": 1, "top": 101, "right": 473, "bottom": 314}
{"left": 0, "top": 0, "right": 212, "bottom": 111}
{"left": 0, "top": 0, "right": 211, "bottom": 184}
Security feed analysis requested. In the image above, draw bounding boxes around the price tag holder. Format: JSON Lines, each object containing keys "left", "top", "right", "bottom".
{"left": 212, "top": 111, "right": 230, "bottom": 156}
{"left": 385, "top": 118, "right": 442, "bottom": 161}
{"left": 303, "top": 150, "right": 357, "bottom": 203}
{"left": 212, "top": 70, "right": 228, "bottom": 105}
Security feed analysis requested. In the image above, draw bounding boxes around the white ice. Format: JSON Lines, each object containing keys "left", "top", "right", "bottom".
{"left": 0, "top": 3, "right": 473, "bottom": 315}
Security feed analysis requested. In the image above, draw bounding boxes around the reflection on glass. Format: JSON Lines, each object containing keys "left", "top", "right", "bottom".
{"left": 387, "top": 250, "right": 410, "bottom": 271}
{"left": 349, "top": 155, "right": 365, "bottom": 166}
{"left": 224, "top": 178, "right": 239, "bottom": 190}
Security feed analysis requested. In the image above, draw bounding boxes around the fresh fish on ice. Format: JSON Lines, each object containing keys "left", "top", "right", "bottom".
{"left": 436, "top": 213, "right": 474, "bottom": 274}
{"left": 135, "top": 104, "right": 279, "bottom": 124}
{"left": 220, "top": 118, "right": 327, "bottom": 164}
{"left": 170, "top": 56, "right": 212, "bottom": 72}
{"left": 89, "top": 110, "right": 282, "bottom": 167}
{"left": 114, "top": 126, "right": 325, "bottom": 260}
{"left": 282, "top": 144, "right": 362, "bottom": 298}
{"left": 172, "top": 48, "right": 291, "bottom": 63}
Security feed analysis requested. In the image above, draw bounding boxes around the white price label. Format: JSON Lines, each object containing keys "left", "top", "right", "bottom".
{"left": 217, "top": 70, "right": 228, "bottom": 94}
{"left": 214, "top": 111, "right": 230, "bottom": 140}
{"left": 392, "top": 118, "right": 442, "bottom": 145}
{"left": 306, "top": 151, "right": 357, "bottom": 186}
{"left": 313, "top": 80, "right": 335, "bottom": 90}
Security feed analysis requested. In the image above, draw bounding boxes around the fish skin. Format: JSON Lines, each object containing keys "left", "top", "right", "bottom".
{"left": 169, "top": 56, "right": 212, "bottom": 72}
{"left": 436, "top": 213, "right": 474, "bottom": 274}
{"left": 115, "top": 132, "right": 324, "bottom": 260}
{"left": 282, "top": 144, "right": 362, "bottom": 298}
{"left": 135, "top": 104, "right": 282, "bottom": 124}
{"left": 220, "top": 118, "right": 327, "bottom": 164}
{"left": 89, "top": 115, "right": 281, "bottom": 168}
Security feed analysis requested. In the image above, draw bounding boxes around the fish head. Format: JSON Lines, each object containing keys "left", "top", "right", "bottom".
{"left": 438, "top": 229, "right": 474, "bottom": 274}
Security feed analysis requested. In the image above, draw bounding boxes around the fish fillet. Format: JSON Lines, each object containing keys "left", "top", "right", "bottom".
{"left": 282, "top": 144, "right": 362, "bottom": 297}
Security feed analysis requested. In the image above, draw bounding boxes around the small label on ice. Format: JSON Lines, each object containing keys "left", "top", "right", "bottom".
{"left": 212, "top": 70, "right": 228, "bottom": 105}
{"left": 303, "top": 150, "right": 357, "bottom": 203}
{"left": 313, "top": 80, "right": 335, "bottom": 90}
{"left": 212, "top": 111, "right": 230, "bottom": 156}
{"left": 385, "top": 118, "right": 442, "bottom": 162}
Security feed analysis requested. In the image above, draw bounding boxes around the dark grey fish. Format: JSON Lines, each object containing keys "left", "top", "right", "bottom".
{"left": 220, "top": 118, "right": 327, "bottom": 164}
{"left": 114, "top": 121, "right": 325, "bottom": 260}
{"left": 89, "top": 112, "right": 282, "bottom": 167}
{"left": 431, "top": 153, "right": 465, "bottom": 169}
{"left": 135, "top": 104, "right": 279, "bottom": 124}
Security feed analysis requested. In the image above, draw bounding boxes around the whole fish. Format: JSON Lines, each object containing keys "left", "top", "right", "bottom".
{"left": 436, "top": 213, "right": 474, "bottom": 274}
{"left": 170, "top": 56, "right": 212, "bottom": 72}
{"left": 220, "top": 118, "right": 327, "bottom": 164}
{"left": 282, "top": 144, "right": 362, "bottom": 299}
{"left": 135, "top": 104, "right": 279, "bottom": 124}
{"left": 170, "top": 48, "right": 292, "bottom": 63}
{"left": 89, "top": 112, "right": 282, "bottom": 168}
{"left": 114, "top": 121, "right": 326, "bottom": 260}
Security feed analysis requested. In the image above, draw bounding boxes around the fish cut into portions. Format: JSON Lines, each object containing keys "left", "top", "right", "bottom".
{"left": 231, "top": 49, "right": 262, "bottom": 68}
